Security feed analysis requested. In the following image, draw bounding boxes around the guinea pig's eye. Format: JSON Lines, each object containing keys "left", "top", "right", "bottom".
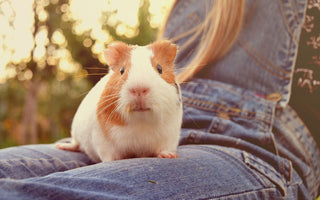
{"left": 120, "top": 66, "right": 125, "bottom": 75}
{"left": 157, "top": 64, "right": 162, "bottom": 74}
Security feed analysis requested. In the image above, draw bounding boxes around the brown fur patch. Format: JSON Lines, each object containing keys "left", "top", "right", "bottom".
{"left": 149, "top": 40, "right": 177, "bottom": 84}
{"left": 97, "top": 42, "right": 134, "bottom": 132}
{"left": 104, "top": 41, "right": 133, "bottom": 72}
{"left": 97, "top": 72, "right": 125, "bottom": 128}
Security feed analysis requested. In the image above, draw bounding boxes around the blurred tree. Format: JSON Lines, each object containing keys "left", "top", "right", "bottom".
{"left": 0, "top": 0, "right": 161, "bottom": 148}
{"left": 101, "top": 0, "right": 158, "bottom": 46}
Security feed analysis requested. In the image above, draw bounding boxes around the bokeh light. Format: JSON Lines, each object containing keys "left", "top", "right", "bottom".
{"left": 0, "top": 0, "right": 174, "bottom": 83}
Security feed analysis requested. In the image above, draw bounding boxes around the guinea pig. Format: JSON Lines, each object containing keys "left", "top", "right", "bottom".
{"left": 56, "top": 40, "right": 183, "bottom": 162}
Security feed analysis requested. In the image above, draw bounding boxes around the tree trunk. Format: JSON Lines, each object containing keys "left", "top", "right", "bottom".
{"left": 19, "top": 80, "right": 39, "bottom": 145}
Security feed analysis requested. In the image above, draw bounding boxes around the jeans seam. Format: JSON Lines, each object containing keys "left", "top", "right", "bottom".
{"left": 279, "top": 0, "right": 299, "bottom": 44}
{"left": 205, "top": 182, "right": 305, "bottom": 200}
{"left": 282, "top": 158, "right": 292, "bottom": 185}
{"left": 279, "top": 118, "right": 313, "bottom": 175}
{"left": 262, "top": 105, "right": 273, "bottom": 143}
{"left": 289, "top": 0, "right": 301, "bottom": 24}
{"left": 237, "top": 39, "right": 291, "bottom": 79}
{"left": 188, "top": 145, "right": 272, "bottom": 189}
{"left": 0, "top": 158, "right": 84, "bottom": 169}
{"left": 216, "top": 146, "right": 277, "bottom": 189}
{"left": 185, "top": 130, "right": 200, "bottom": 144}
{"left": 243, "top": 151, "right": 289, "bottom": 191}
{"left": 277, "top": 113, "right": 317, "bottom": 196}
{"left": 183, "top": 97, "right": 268, "bottom": 124}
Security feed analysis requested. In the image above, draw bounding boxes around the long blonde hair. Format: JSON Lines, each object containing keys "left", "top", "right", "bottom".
{"left": 159, "top": 0, "right": 246, "bottom": 83}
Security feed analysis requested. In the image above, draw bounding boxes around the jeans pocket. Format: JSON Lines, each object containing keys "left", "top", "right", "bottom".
{"left": 242, "top": 151, "right": 292, "bottom": 196}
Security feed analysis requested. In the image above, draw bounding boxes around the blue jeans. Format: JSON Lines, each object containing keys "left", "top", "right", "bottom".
{"left": 0, "top": 143, "right": 312, "bottom": 199}
{"left": 0, "top": 0, "right": 319, "bottom": 199}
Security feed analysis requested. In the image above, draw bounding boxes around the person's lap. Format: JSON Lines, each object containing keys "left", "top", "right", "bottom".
{"left": 0, "top": 143, "right": 305, "bottom": 199}
{"left": 0, "top": 143, "right": 93, "bottom": 179}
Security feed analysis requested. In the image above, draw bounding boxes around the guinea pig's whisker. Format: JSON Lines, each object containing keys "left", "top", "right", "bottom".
{"left": 184, "top": 110, "right": 201, "bottom": 129}
{"left": 97, "top": 97, "right": 119, "bottom": 107}
{"left": 100, "top": 91, "right": 121, "bottom": 98}
{"left": 97, "top": 100, "right": 119, "bottom": 116}
{"left": 84, "top": 67, "right": 108, "bottom": 71}
{"left": 106, "top": 103, "right": 120, "bottom": 125}
{"left": 102, "top": 85, "right": 121, "bottom": 90}
{"left": 86, "top": 73, "right": 108, "bottom": 76}
{"left": 98, "top": 94, "right": 119, "bottom": 102}
{"left": 77, "top": 90, "right": 91, "bottom": 98}
{"left": 73, "top": 73, "right": 108, "bottom": 79}
{"left": 100, "top": 93, "right": 119, "bottom": 99}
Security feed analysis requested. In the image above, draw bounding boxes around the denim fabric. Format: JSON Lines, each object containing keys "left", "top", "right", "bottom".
{"left": 0, "top": 0, "right": 319, "bottom": 199}
{"left": 0, "top": 144, "right": 93, "bottom": 179}
{"left": 179, "top": 79, "right": 320, "bottom": 199}
{"left": 165, "top": 0, "right": 307, "bottom": 107}
{"left": 0, "top": 144, "right": 310, "bottom": 200}
{"left": 164, "top": 0, "right": 320, "bottom": 198}
{"left": 273, "top": 106, "right": 320, "bottom": 198}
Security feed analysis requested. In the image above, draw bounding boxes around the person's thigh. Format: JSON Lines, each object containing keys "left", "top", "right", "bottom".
{"left": 0, "top": 143, "right": 93, "bottom": 179}
{"left": 0, "top": 145, "right": 307, "bottom": 200}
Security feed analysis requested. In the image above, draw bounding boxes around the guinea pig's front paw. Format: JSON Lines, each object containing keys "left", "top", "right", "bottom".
{"left": 157, "top": 151, "right": 177, "bottom": 159}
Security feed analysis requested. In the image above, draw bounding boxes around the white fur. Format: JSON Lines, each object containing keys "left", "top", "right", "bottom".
{"left": 58, "top": 46, "right": 182, "bottom": 162}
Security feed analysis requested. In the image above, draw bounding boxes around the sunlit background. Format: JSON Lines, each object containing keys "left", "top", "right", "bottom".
{"left": 0, "top": 0, "right": 174, "bottom": 147}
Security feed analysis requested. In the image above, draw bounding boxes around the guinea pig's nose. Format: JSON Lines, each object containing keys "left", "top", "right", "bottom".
{"left": 129, "top": 87, "right": 149, "bottom": 97}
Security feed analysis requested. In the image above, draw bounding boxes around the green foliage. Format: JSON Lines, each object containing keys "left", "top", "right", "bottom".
{"left": 101, "top": 0, "right": 158, "bottom": 46}
{"left": 0, "top": 80, "right": 26, "bottom": 147}
{"left": 0, "top": 0, "right": 158, "bottom": 148}
{"left": 37, "top": 77, "right": 92, "bottom": 143}
{"left": 0, "top": 78, "right": 92, "bottom": 148}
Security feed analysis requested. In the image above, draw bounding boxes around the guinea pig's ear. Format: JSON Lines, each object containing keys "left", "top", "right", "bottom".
{"left": 104, "top": 42, "right": 131, "bottom": 70}
{"left": 150, "top": 40, "right": 177, "bottom": 65}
